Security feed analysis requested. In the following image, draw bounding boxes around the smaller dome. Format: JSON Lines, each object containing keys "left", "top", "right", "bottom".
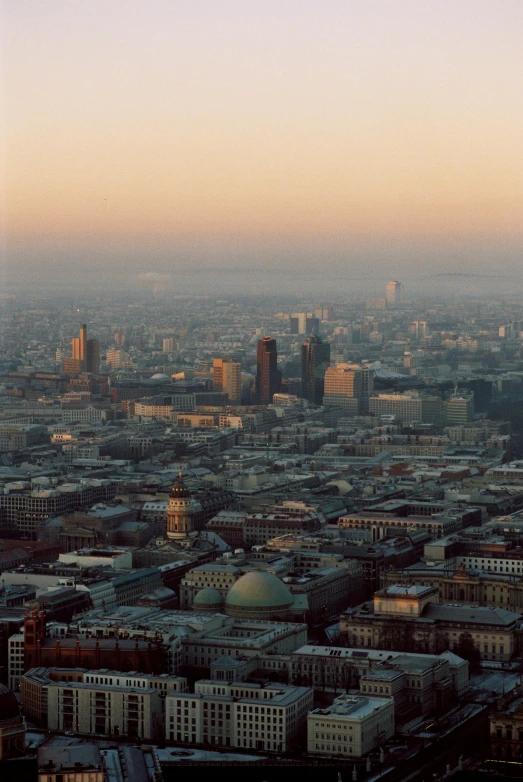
{"left": 193, "top": 587, "right": 224, "bottom": 609}
{"left": 0, "top": 684, "right": 20, "bottom": 722}
{"left": 150, "top": 373, "right": 169, "bottom": 380}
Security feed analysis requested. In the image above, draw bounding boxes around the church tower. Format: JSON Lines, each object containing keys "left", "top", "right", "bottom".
{"left": 166, "top": 473, "right": 199, "bottom": 543}
{"left": 24, "top": 606, "right": 46, "bottom": 669}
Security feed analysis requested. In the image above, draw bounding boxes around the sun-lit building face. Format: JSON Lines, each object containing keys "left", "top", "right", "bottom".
{"left": 4, "top": 1, "right": 523, "bottom": 286}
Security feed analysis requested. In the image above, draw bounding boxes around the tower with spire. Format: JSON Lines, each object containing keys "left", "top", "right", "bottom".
{"left": 165, "top": 473, "right": 201, "bottom": 543}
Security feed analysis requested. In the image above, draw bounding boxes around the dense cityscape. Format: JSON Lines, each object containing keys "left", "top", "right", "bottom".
{"left": 5, "top": 0, "right": 523, "bottom": 779}
{"left": 0, "top": 283, "right": 522, "bottom": 781}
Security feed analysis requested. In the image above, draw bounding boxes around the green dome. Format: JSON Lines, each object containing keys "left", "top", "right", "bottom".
{"left": 225, "top": 571, "right": 293, "bottom": 611}
{"left": 193, "top": 587, "right": 224, "bottom": 608}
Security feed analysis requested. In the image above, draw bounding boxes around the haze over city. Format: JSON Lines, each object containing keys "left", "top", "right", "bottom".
{"left": 3, "top": 1, "right": 523, "bottom": 294}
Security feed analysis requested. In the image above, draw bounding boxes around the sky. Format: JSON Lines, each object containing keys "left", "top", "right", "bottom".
{"left": 2, "top": 1, "right": 523, "bottom": 294}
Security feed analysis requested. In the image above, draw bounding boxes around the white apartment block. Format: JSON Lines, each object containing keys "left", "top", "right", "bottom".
{"left": 106, "top": 349, "right": 132, "bottom": 369}
{"left": 133, "top": 402, "right": 174, "bottom": 419}
{"left": 21, "top": 667, "right": 188, "bottom": 725}
{"left": 166, "top": 680, "right": 313, "bottom": 752}
{"left": 307, "top": 694, "right": 394, "bottom": 758}
{"left": 369, "top": 393, "right": 442, "bottom": 425}
{"left": 47, "top": 681, "right": 163, "bottom": 740}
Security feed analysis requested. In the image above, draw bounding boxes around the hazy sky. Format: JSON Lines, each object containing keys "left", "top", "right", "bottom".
{"left": 3, "top": 1, "right": 523, "bottom": 291}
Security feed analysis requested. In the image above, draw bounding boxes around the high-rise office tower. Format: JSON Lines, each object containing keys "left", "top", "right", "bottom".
{"left": 313, "top": 305, "right": 333, "bottom": 320}
{"left": 106, "top": 348, "right": 132, "bottom": 370}
{"left": 212, "top": 358, "right": 224, "bottom": 391}
{"left": 213, "top": 358, "right": 241, "bottom": 404}
{"left": 305, "top": 315, "right": 320, "bottom": 334}
{"left": 323, "top": 364, "right": 374, "bottom": 414}
{"left": 290, "top": 312, "right": 320, "bottom": 335}
{"left": 163, "top": 338, "right": 175, "bottom": 352}
{"left": 301, "top": 335, "right": 331, "bottom": 405}
{"left": 444, "top": 391, "right": 474, "bottom": 426}
{"left": 255, "top": 337, "right": 281, "bottom": 404}
{"left": 386, "top": 281, "right": 403, "bottom": 307}
{"left": 290, "top": 312, "right": 307, "bottom": 335}
{"left": 86, "top": 339, "right": 100, "bottom": 373}
{"left": 71, "top": 324, "right": 87, "bottom": 364}
{"left": 70, "top": 325, "right": 100, "bottom": 373}
{"left": 408, "top": 321, "right": 427, "bottom": 340}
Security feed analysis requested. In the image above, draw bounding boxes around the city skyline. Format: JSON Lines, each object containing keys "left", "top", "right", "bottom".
{"left": 3, "top": 1, "right": 523, "bottom": 292}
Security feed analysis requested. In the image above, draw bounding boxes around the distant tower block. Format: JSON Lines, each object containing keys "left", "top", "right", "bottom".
{"left": 213, "top": 357, "right": 241, "bottom": 403}
{"left": 386, "top": 281, "right": 403, "bottom": 307}
{"left": 165, "top": 473, "right": 201, "bottom": 542}
{"left": 70, "top": 324, "right": 100, "bottom": 372}
{"left": 255, "top": 336, "right": 281, "bottom": 404}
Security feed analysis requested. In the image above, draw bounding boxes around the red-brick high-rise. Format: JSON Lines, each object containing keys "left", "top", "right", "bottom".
{"left": 255, "top": 336, "right": 281, "bottom": 404}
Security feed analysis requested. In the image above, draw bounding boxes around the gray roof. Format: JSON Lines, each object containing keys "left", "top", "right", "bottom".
{"left": 424, "top": 603, "right": 519, "bottom": 626}
{"left": 193, "top": 563, "right": 240, "bottom": 573}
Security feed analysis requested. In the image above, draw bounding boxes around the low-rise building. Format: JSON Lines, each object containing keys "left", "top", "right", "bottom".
{"left": 182, "top": 615, "right": 308, "bottom": 674}
{"left": 338, "top": 506, "right": 482, "bottom": 542}
{"left": 166, "top": 679, "right": 313, "bottom": 752}
{"left": 382, "top": 561, "right": 523, "bottom": 613}
{"left": 21, "top": 666, "right": 187, "bottom": 724}
{"left": 37, "top": 746, "right": 104, "bottom": 782}
{"left": 0, "top": 683, "right": 26, "bottom": 761}
{"left": 307, "top": 694, "right": 394, "bottom": 758}
{"left": 47, "top": 679, "right": 163, "bottom": 739}
{"left": 0, "top": 479, "right": 117, "bottom": 534}
{"left": 290, "top": 644, "right": 467, "bottom": 701}
{"left": 490, "top": 693, "right": 523, "bottom": 761}
{"left": 340, "top": 585, "right": 521, "bottom": 662}
{"left": 179, "top": 562, "right": 241, "bottom": 609}
{"left": 359, "top": 654, "right": 452, "bottom": 721}
{"left": 58, "top": 547, "right": 133, "bottom": 569}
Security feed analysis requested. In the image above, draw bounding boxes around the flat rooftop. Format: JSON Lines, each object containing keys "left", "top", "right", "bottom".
{"left": 311, "top": 695, "right": 391, "bottom": 720}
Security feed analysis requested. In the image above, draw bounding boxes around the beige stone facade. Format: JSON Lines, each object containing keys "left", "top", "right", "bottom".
{"left": 21, "top": 667, "right": 187, "bottom": 725}
{"left": 307, "top": 694, "right": 394, "bottom": 757}
{"left": 340, "top": 586, "right": 521, "bottom": 662}
{"left": 46, "top": 680, "right": 163, "bottom": 739}
{"left": 383, "top": 563, "right": 523, "bottom": 613}
{"left": 166, "top": 679, "right": 313, "bottom": 752}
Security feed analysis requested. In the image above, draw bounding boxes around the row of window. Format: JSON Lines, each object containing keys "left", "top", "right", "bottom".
{"left": 494, "top": 727, "right": 523, "bottom": 741}
{"left": 312, "top": 743, "right": 356, "bottom": 754}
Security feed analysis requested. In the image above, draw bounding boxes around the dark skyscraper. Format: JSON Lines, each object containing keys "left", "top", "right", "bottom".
{"left": 301, "top": 335, "right": 331, "bottom": 404}
{"left": 255, "top": 336, "right": 281, "bottom": 404}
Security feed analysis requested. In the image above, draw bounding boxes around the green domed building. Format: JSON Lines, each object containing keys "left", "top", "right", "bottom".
{"left": 193, "top": 587, "right": 225, "bottom": 612}
{"left": 224, "top": 571, "right": 295, "bottom": 619}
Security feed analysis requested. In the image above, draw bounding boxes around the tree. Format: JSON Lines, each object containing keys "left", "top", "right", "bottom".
{"left": 340, "top": 661, "right": 358, "bottom": 693}
{"left": 455, "top": 632, "right": 481, "bottom": 667}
